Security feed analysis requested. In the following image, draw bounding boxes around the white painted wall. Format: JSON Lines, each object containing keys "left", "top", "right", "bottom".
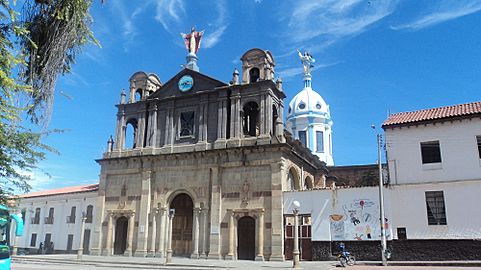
{"left": 390, "top": 180, "right": 481, "bottom": 239}
{"left": 283, "top": 187, "right": 393, "bottom": 242}
{"left": 284, "top": 179, "right": 481, "bottom": 242}
{"left": 385, "top": 118, "right": 481, "bottom": 185}
{"left": 16, "top": 191, "right": 97, "bottom": 252}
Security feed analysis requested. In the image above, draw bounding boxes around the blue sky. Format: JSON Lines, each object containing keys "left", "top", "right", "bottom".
{"left": 26, "top": 0, "right": 481, "bottom": 191}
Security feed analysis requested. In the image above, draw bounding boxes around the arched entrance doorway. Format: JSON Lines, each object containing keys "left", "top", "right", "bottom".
{"left": 237, "top": 216, "right": 255, "bottom": 260}
{"left": 114, "top": 216, "right": 128, "bottom": 255}
{"left": 170, "top": 193, "right": 193, "bottom": 256}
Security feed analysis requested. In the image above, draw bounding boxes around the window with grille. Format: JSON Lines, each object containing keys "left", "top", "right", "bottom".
{"left": 179, "top": 111, "right": 195, "bottom": 137}
{"left": 420, "top": 141, "right": 442, "bottom": 164}
{"left": 425, "top": 191, "right": 447, "bottom": 225}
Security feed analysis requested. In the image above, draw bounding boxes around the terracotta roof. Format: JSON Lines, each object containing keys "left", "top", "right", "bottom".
{"left": 382, "top": 101, "right": 481, "bottom": 128}
{"left": 20, "top": 184, "right": 99, "bottom": 198}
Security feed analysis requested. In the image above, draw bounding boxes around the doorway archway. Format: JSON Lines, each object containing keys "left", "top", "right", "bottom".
{"left": 114, "top": 216, "right": 128, "bottom": 255}
{"left": 237, "top": 216, "right": 255, "bottom": 260}
{"left": 170, "top": 193, "right": 194, "bottom": 256}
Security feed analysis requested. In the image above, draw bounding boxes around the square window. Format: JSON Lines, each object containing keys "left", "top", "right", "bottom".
{"left": 180, "top": 111, "right": 195, "bottom": 137}
{"left": 298, "top": 131, "right": 307, "bottom": 147}
{"left": 425, "top": 191, "right": 447, "bottom": 225}
{"left": 476, "top": 136, "right": 481, "bottom": 159}
{"left": 420, "top": 141, "right": 442, "bottom": 164}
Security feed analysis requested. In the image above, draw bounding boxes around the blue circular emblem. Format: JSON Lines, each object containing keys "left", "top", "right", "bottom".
{"left": 178, "top": 75, "right": 194, "bottom": 92}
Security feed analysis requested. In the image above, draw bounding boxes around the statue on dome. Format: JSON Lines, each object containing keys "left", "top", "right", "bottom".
{"left": 181, "top": 27, "right": 204, "bottom": 54}
{"left": 297, "top": 49, "right": 315, "bottom": 75}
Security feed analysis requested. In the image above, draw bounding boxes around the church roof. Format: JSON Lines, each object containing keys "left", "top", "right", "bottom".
{"left": 19, "top": 184, "right": 99, "bottom": 198}
{"left": 148, "top": 68, "right": 227, "bottom": 100}
{"left": 382, "top": 101, "right": 481, "bottom": 128}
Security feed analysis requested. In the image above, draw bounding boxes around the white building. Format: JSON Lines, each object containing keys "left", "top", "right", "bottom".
{"left": 15, "top": 184, "right": 98, "bottom": 254}
{"left": 286, "top": 52, "right": 334, "bottom": 166}
{"left": 283, "top": 101, "right": 481, "bottom": 260}
{"left": 383, "top": 101, "right": 481, "bottom": 253}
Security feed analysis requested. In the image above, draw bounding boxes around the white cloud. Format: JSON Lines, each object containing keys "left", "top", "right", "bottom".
{"left": 154, "top": 0, "right": 186, "bottom": 33}
{"left": 391, "top": 0, "right": 481, "bottom": 30}
{"left": 110, "top": 1, "right": 136, "bottom": 40}
{"left": 202, "top": 1, "right": 228, "bottom": 49}
{"left": 154, "top": 0, "right": 228, "bottom": 49}
{"left": 278, "top": 61, "right": 341, "bottom": 79}
{"left": 283, "top": 0, "right": 398, "bottom": 49}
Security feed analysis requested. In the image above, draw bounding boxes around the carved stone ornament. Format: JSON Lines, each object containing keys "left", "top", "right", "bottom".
{"left": 241, "top": 180, "right": 250, "bottom": 208}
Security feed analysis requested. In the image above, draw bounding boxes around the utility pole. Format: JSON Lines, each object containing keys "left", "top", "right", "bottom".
{"left": 377, "top": 133, "right": 387, "bottom": 266}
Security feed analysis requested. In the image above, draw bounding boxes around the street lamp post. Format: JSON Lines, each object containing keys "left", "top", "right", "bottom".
{"left": 292, "top": 200, "right": 301, "bottom": 269}
{"left": 374, "top": 128, "right": 388, "bottom": 266}
{"left": 77, "top": 212, "right": 87, "bottom": 260}
{"left": 165, "top": 208, "right": 175, "bottom": 264}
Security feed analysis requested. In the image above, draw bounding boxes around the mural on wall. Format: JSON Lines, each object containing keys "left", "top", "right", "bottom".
{"left": 329, "top": 199, "right": 391, "bottom": 241}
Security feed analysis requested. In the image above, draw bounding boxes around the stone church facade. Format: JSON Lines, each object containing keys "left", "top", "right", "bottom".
{"left": 89, "top": 48, "right": 327, "bottom": 260}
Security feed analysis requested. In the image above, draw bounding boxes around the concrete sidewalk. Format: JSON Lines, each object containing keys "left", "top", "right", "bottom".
{"left": 12, "top": 254, "right": 336, "bottom": 270}
{"left": 12, "top": 254, "right": 481, "bottom": 269}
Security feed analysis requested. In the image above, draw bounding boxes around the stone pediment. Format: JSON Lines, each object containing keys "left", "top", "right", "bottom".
{"left": 148, "top": 68, "right": 227, "bottom": 100}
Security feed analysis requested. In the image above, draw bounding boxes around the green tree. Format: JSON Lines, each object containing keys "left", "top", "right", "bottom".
{"left": 0, "top": 0, "right": 98, "bottom": 203}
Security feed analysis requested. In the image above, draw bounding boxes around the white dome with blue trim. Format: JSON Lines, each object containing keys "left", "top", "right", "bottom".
{"left": 285, "top": 51, "right": 334, "bottom": 166}
{"left": 287, "top": 87, "right": 330, "bottom": 119}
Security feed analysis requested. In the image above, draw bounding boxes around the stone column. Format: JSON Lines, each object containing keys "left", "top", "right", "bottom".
{"left": 125, "top": 213, "right": 135, "bottom": 256}
{"left": 151, "top": 104, "right": 158, "bottom": 147}
{"left": 106, "top": 213, "right": 114, "bottom": 256}
{"left": 207, "top": 167, "right": 222, "bottom": 259}
{"left": 165, "top": 210, "right": 174, "bottom": 264}
{"left": 77, "top": 216, "right": 87, "bottom": 259}
{"left": 191, "top": 208, "right": 200, "bottom": 259}
{"left": 255, "top": 210, "right": 265, "bottom": 261}
{"left": 226, "top": 210, "right": 235, "bottom": 260}
{"left": 157, "top": 208, "right": 167, "bottom": 257}
{"left": 115, "top": 109, "right": 125, "bottom": 150}
{"left": 90, "top": 182, "right": 106, "bottom": 256}
{"left": 164, "top": 109, "right": 171, "bottom": 146}
{"left": 137, "top": 106, "right": 146, "bottom": 148}
{"left": 269, "top": 162, "right": 285, "bottom": 261}
{"left": 135, "top": 171, "right": 151, "bottom": 257}
{"left": 199, "top": 208, "right": 208, "bottom": 258}
{"left": 260, "top": 94, "right": 266, "bottom": 135}
{"left": 148, "top": 209, "right": 158, "bottom": 256}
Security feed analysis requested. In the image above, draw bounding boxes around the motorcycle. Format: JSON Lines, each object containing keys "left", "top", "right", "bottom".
{"left": 338, "top": 251, "right": 356, "bottom": 267}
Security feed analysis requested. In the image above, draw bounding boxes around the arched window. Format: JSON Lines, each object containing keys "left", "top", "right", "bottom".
{"left": 249, "top": 68, "right": 260, "bottom": 83}
{"left": 243, "top": 102, "right": 259, "bottom": 137}
{"left": 134, "top": 89, "right": 142, "bottom": 102}
{"left": 86, "top": 205, "right": 93, "bottom": 223}
{"left": 272, "top": 105, "right": 278, "bottom": 136}
{"left": 304, "top": 177, "right": 313, "bottom": 190}
{"left": 125, "top": 119, "right": 138, "bottom": 149}
{"left": 287, "top": 168, "right": 300, "bottom": 191}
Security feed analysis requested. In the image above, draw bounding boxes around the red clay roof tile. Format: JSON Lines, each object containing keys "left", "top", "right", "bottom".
{"left": 382, "top": 101, "right": 481, "bottom": 128}
{"left": 20, "top": 184, "right": 99, "bottom": 198}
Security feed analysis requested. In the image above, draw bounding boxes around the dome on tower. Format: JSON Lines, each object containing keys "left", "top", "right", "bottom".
{"left": 287, "top": 87, "right": 330, "bottom": 119}
{"left": 285, "top": 50, "right": 334, "bottom": 166}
